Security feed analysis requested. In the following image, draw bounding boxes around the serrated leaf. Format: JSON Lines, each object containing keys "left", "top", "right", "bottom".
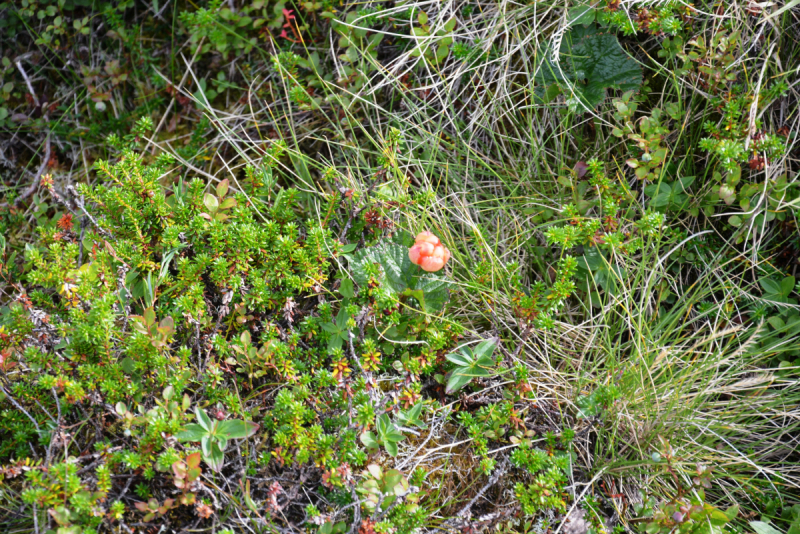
{"left": 411, "top": 274, "right": 450, "bottom": 312}
{"left": 120, "top": 357, "right": 136, "bottom": 374}
{"left": 351, "top": 242, "right": 414, "bottom": 293}
{"left": 535, "top": 24, "right": 642, "bottom": 112}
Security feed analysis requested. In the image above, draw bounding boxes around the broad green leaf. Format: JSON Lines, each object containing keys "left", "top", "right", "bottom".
{"left": 339, "top": 278, "right": 355, "bottom": 299}
{"left": 568, "top": 3, "right": 596, "bottom": 25}
{"left": 760, "top": 278, "right": 782, "bottom": 296}
{"left": 335, "top": 308, "right": 349, "bottom": 329}
{"left": 454, "top": 364, "right": 492, "bottom": 379}
{"left": 384, "top": 429, "right": 405, "bottom": 443}
{"left": 175, "top": 424, "right": 207, "bottom": 442}
{"left": 196, "top": 407, "right": 213, "bottom": 431}
{"left": 651, "top": 193, "right": 671, "bottom": 208}
{"left": 644, "top": 183, "right": 671, "bottom": 197}
{"left": 201, "top": 435, "right": 213, "bottom": 459}
{"left": 203, "top": 193, "right": 219, "bottom": 212}
{"left": 144, "top": 307, "right": 156, "bottom": 325}
{"left": 400, "top": 402, "right": 427, "bottom": 429}
{"left": 328, "top": 335, "right": 343, "bottom": 350}
{"left": 216, "top": 178, "right": 229, "bottom": 198}
{"left": 376, "top": 414, "right": 390, "bottom": 436}
{"left": 384, "top": 440, "right": 399, "bottom": 457}
{"left": 219, "top": 197, "right": 237, "bottom": 210}
{"left": 780, "top": 276, "right": 795, "bottom": 297}
{"left": 445, "top": 371, "right": 473, "bottom": 394}
{"left": 217, "top": 419, "right": 259, "bottom": 439}
{"left": 383, "top": 470, "right": 403, "bottom": 489}
{"left": 321, "top": 322, "right": 340, "bottom": 334}
{"left": 472, "top": 339, "right": 497, "bottom": 360}
{"left": 723, "top": 504, "right": 739, "bottom": 521}
{"left": 708, "top": 507, "right": 731, "bottom": 526}
{"left": 120, "top": 357, "right": 136, "bottom": 374}
{"left": 446, "top": 348, "right": 474, "bottom": 367}
{"left": 206, "top": 440, "right": 225, "bottom": 472}
{"left": 678, "top": 175, "right": 696, "bottom": 189}
{"left": 413, "top": 274, "right": 450, "bottom": 312}
{"left": 750, "top": 522, "right": 783, "bottom": 534}
{"left": 473, "top": 354, "right": 496, "bottom": 370}
{"left": 351, "top": 242, "right": 414, "bottom": 294}
{"left": 534, "top": 24, "right": 642, "bottom": 112}
{"left": 360, "top": 431, "right": 379, "bottom": 449}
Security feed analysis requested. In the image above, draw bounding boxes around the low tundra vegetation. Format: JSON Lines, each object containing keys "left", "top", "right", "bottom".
{"left": 0, "top": 0, "right": 798, "bottom": 533}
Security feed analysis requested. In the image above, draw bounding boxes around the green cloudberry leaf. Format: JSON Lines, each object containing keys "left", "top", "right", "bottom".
{"left": 535, "top": 24, "right": 642, "bottom": 112}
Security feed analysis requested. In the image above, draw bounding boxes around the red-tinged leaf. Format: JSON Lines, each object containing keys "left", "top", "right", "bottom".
{"left": 199, "top": 212, "right": 213, "bottom": 220}
{"left": 134, "top": 502, "right": 149, "bottom": 512}
{"left": 187, "top": 452, "right": 201, "bottom": 469}
{"left": 173, "top": 461, "right": 186, "bottom": 476}
{"left": 575, "top": 161, "right": 589, "bottom": 178}
{"left": 219, "top": 197, "right": 237, "bottom": 210}
{"left": 203, "top": 193, "right": 219, "bottom": 212}
{"left": 216, "top": 178, "right": 229, "bottom": 198}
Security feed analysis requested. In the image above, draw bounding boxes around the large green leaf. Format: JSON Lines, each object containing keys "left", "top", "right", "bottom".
{"left": 351, "top": 242, "right": 450, "bottom": 312}
{"left": 175, "top": 423, "right": 207, "bottom": 442}
{"left": 411, "top": 275, "right": 450, "bottom": 313}
{"left": 352, "top": 242, "right": 414, "bottom": 294}
{"left": 444, "top": 339, "right": 497, "bottom": 394}
{"left": 535, "top": 24, "right": 642, "bottom": 112}
{"left": 217, "top": 419, "right": 259, "bottom": 440}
